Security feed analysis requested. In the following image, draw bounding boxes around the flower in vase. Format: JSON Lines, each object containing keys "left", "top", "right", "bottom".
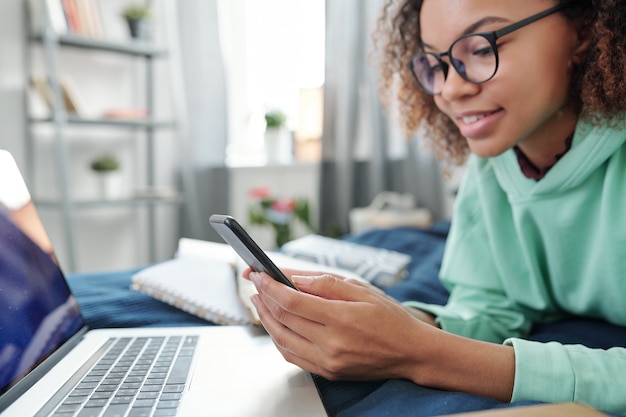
{"left": 248, "top": 187, "right": 313, "bottom": 247}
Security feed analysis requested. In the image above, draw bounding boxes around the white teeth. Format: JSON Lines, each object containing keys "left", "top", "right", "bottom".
{"left": 462, "top": 114, "right": 485, "bottom": 124}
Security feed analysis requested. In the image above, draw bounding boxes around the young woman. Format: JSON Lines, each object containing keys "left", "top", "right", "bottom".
{"left": 245, "top": 0, "right": 626, "bottom": 414}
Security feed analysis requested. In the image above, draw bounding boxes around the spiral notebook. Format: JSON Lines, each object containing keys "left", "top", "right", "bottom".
{"left": 130, "top": 237, "right": 367, "bottom": 326}
{"left": 131, "top": 248, "right": 251, "bottom": 325}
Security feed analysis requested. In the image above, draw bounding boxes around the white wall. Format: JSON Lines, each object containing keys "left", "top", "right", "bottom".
{"left": 1, "top": 0, "right": 181, "bottom": 273}
{"left": 1, "top": 1, "right": 26, "bottom": 163}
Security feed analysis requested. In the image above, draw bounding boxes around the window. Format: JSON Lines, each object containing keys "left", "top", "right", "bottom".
{"left": 218, "top": 0, "right": 325, "bottom": 166}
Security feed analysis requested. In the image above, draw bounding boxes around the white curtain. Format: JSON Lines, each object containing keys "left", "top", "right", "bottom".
{"left": 319, "top": 0, "right": 447, "bottom": 234}
{"left": 169, "top": 0, "right": 231, "bottom": 240}
{"left": 168, "top": 0, "right": 450, "bottom": 239}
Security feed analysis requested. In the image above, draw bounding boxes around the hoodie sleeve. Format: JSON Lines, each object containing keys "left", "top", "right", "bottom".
{"left": 404, "top": 284, "right": 531, "bottom": 343}
{"left": 403, "top": 157, "right": 532, "bottom": 343}
{"left": 506, "top": 338, "right": 626, "bottom": 414}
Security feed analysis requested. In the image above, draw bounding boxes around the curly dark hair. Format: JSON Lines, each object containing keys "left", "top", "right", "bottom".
{"left": 374, "top": 0, "right": 626, "bottom": 167}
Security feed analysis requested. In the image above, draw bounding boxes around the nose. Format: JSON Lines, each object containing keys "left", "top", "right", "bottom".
{"left": 439, "top": 66, "right": 480, "bottom": 101}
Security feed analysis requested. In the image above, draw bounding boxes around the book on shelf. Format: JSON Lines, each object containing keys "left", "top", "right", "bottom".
{"left": 30, "top": 74, "right": 85, "bottom": 116}
{"left": 50, "top": 0, "right": 104, "bottom": 38}
{"left": 72, "top": 0, "right": 103, "bottom": 38}
{"left": 130, "top": 235, "right": 375, "bottom": 326}
{"left": 61, "top": 0, "right": 81, "bottom": 34}
{"left": 102, "top": 108, "right": 148, "bottom": 120}
{"left": 32, "top": 0, "right": 103, "bottom": 38}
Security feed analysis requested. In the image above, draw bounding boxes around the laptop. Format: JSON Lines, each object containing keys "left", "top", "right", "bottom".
{"left": 0, "top": 150, "right": 327, "bottom": 417}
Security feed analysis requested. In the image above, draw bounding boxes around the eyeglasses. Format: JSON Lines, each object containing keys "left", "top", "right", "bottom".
{"left": 409, "top": 4, "right": 566, "bottom": 95}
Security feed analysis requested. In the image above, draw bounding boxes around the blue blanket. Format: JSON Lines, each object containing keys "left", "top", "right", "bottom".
{"left": 66, "top": 223, "right": 626, "bottom": 417}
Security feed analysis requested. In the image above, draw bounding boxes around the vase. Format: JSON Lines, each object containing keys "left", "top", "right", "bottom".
{"left": 272, "top": 223, "right": 291, "bottom": 248}
{"left": 264, "top": 128, "right": 293, "bottom": 164}
{"left": 126, "top": 18, "right": 149, "bottom": 40}
{"left": 96, "top": 172, "right": 123, "bottom": 200}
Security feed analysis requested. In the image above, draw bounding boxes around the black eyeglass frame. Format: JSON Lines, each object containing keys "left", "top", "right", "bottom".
{"left": 409, "top": 3, "right": 567, "bottom": 95}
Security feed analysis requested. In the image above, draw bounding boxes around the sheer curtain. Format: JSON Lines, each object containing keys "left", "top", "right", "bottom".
{"left": 319, "top": 0, "right": 448, "bottom": 235}
{"left": 168, "top": 0, "right": 450, "bottom": 239}
{"left": 168, "top": 0, "right": 231, "bottom": 240}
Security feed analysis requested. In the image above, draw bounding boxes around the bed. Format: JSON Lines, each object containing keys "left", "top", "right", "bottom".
{"left": 66, "top": 222, "right": 626, "bottom": 417}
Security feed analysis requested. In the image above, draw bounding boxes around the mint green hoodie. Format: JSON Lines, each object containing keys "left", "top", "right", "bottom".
{"left": 406, "top": 121, "right": 626, "bottom": 413}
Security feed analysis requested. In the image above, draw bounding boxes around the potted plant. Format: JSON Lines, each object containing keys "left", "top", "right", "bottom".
{"left": 263, "top": 109, "right": 292, "bottom": 163}
{"left": 90, "top": 155, "right": 122, "bottom": 199}
{"left": 90, "top": 155, "right": 119, "bottom": 172}
{"left": 248, "top": 186, "right": 313, "bottom": 248}
{"left": 264, "top": 109, "right": 286, "bottom": 130}
{"left": 121, "top": 4, "right": 151, "bottom": 39}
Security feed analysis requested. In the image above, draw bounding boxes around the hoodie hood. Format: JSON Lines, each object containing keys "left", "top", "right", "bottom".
{"left": 490, "top": 119, "right": 626, "bottom": 199}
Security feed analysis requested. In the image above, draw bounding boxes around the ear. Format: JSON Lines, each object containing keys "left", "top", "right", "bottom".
{"left": 570, "top": 19, "right": 592, "bottom": 64}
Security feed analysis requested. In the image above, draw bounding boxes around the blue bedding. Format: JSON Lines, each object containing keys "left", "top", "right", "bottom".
{"left": 66, "top": 222, "right": 626, "bottom": 417}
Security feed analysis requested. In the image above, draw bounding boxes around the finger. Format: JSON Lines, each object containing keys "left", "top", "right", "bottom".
{"left": 290, "top": 273, "right": 375, "bottom": 301}
{"left": 243, "top": 266, "right": 335, "bottom": 282}
{"left": 280, "top": 267, "right": 346, "bottom": 280}
{"left": 250, "top": 294, "right": 326, "bottom": 369}
{"left": 251, "top": 271, "right": 372, "bottom": 326}
{"left": 242, "top": 267, "right": 253, "bottom": 280}
{"left": 251, "top": 276, "right": 329, "bottom": 335}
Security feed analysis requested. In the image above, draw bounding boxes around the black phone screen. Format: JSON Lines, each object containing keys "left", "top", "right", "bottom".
{"left": 209, "top": 214, "right": 297, "bottom": 290}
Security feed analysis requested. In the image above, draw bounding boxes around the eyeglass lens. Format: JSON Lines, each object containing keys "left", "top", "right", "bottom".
{"left": 411, "top": 34, "right": 497, "bottom": 95}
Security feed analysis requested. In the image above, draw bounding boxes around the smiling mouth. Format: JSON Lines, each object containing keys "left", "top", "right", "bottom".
{"left": 459, "top": 110, "right": 499, "bottom": 124}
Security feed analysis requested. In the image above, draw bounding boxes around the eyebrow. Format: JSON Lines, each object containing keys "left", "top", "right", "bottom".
{"left": 421, "top": 16, "right": 509, "bottom": 51}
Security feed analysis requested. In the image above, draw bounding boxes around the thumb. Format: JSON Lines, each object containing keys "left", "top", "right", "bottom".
{"left": 291, "top": 274, "right": 364, "bottom": 301}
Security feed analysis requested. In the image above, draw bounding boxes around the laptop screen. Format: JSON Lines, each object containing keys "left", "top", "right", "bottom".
{"left": 0, "top": 151, "right": 85, "bottom": 395}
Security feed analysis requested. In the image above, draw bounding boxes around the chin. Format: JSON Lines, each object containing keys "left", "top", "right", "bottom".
{"left": 466, "top": 140, "right": 511, "bottom": 159}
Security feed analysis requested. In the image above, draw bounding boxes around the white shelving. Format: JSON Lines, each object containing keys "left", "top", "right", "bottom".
{"left": 23, "top": 0, "right": 201, "bottom": 272}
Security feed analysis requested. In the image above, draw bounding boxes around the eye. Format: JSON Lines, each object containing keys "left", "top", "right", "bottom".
{"left": 472, "top": 45, "right": 496, "bottom": 57}
{"left": 453, "top": 35, "right": 496, "bottom": 60}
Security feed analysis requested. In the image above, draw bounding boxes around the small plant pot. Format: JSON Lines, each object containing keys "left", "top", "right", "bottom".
{"left": 264, "top": 128, "right": 293, "bottom": 164}
{"left": 96, "top": 172, "right": 123, "bottom": 200}
{"left": 126, "top": 18, "right": 149, "bottom": 39}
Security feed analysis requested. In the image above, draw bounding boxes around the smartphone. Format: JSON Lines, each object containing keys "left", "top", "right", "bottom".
{"left": 209, "top": 214, "right": 297, "bottom": 290}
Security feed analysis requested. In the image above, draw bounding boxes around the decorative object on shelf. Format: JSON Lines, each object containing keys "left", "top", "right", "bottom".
{"left": 247, "top": 186, "right": 313, "bottom": 248}
{"left": 89, "top": 155, "right": 122, "bottom": 199}
{"left": 102, "top": 107, "right": 148, "bottom": 120}
{"left": 263, "top": 109, "right": 292, "bottom": 164}
{"left": 121, "top": 3, "right": 151, "bottom": 39}
{"left": 30, "top": 75, "right": 84, "bottom": 116}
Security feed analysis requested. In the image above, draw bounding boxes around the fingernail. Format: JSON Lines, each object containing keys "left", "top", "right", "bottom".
{"left": 250, "top": 272, "right": 261, "bottom": 283}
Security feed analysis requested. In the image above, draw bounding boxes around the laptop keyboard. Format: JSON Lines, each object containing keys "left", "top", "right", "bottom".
{"left": 37, "top": 335, "right": 198, "bottom": 417}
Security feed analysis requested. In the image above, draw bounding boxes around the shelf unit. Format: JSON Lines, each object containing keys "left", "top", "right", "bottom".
{"left": 23, "top": 1, "right": 202, "bottom": 272}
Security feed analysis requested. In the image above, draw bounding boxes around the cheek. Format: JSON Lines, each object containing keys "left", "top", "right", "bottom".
{"left": 433, "top": 96, "right": 446, "bottom": 113}
{"left": 496, "top": 52, "right": 571, "bottom": 114}
{"left": 500, "top": 39, "right": 573, "bottom": 103}
{"left": 433, "top": 96, "right": 452, "bottom": 123}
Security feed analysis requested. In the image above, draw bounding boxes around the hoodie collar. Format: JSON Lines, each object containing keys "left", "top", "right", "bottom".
{"left": 491, "top": 119, "right": 626, "bottom": 198}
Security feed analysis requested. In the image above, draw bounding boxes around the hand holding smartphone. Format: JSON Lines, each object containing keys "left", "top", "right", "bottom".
{"left": 209, "top": 214, "right": 297, "bottom": 290}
